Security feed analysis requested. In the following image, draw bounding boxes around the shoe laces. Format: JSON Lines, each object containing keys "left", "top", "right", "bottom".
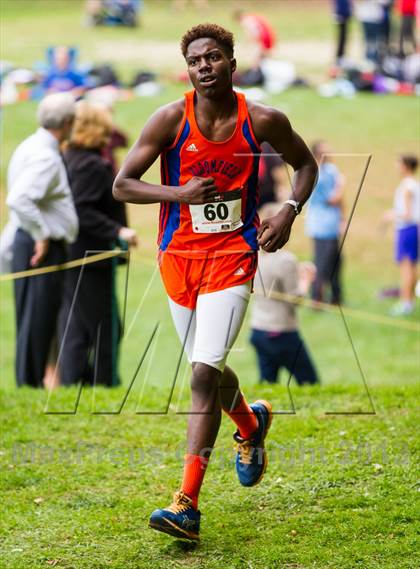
{"left": 235, "top": 438, "right": 254, "bottom": 465}
{"left": 167, "top": 491, "right": 193, "bottom": 514}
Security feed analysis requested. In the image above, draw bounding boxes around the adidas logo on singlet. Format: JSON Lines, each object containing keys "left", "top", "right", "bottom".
{"left": 234, "top": 267, "right": 246, "bottom": 276}
{"left": 186, "top": 143, "right": 199, "bottom": 152}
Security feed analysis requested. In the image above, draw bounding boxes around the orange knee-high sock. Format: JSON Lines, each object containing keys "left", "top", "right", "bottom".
{"left": 225, "top": 392, "right": 258, "bottom": 439}
{"left": 181, "top": 454, "right": 209, "bottom": 510}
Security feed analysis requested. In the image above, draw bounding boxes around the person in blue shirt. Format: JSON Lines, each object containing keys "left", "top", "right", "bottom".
{"left": 305, "top": 140, "right": 344, "bottom": 304}
{"left": 42, "top": 46, "right": 87, "bottom": 97}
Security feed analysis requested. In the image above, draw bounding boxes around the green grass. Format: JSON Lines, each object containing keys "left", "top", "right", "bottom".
{"left": 1, "top": 385, "right": 419, "bottom": 568}
{"left": 1, "top": 1, "right": 419, "bottom": 567}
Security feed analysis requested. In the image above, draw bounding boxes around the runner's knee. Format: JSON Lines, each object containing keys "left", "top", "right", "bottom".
{"left": 191, "top": 362, "right": 221, "bottom": 393}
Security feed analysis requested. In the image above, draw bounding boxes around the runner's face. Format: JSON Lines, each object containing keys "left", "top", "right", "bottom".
{"left": 185, "top": 38, "right": 236, "bottom": 97}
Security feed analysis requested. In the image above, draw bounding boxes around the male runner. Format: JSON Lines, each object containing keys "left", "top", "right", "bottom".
{"left": 114, "top": 23, "right": 318, "bottom": 541}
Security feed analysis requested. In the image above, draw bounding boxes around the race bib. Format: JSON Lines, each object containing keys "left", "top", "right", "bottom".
{"left": 189, "top": 188, "right": 243, "bottom": 233}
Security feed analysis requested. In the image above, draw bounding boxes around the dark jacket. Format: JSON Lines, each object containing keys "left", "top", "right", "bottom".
{"left": 64, "top": 146, "right": 126, "bottom": 267}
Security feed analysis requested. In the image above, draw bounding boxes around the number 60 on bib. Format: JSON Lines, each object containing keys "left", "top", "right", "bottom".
{"left": 189, "top": 188, "right": 243, "bottom": 233}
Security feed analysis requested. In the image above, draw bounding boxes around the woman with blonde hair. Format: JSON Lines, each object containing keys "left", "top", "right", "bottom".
{"left": 59, "top": 102, "right": 137, "bottom": 386}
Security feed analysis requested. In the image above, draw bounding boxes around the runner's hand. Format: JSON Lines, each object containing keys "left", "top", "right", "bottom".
{"left": 118, "top": 227, "right": 138, "bottom": 247}
{"left": 175, "top": 177, "right": 218, "bottom": 204}
{"left": 31, "top": 239, "right": 49, "bottom": 267}
{"left": 257, "top": 206, "right": 296, "bottom": 252}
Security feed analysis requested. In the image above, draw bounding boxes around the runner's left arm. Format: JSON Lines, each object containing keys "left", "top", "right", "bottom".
{"left": 251, "top": 106, "right": 318, "bottom": 252}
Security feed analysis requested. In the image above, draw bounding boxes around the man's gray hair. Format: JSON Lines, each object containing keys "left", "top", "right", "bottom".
{"left": 37, "top": 93, "right": 76, "bottom": 129}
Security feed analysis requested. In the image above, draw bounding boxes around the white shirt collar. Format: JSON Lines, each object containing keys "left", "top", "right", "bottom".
{"left": 36, "top": 127, "right": 60, "bottom": 151}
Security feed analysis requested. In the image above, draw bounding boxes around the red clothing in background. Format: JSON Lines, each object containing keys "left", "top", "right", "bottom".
{"left": 242, "top": 13, "right": 276, "bottom": 51}
{"left": 398, "top": 0, "right": 417, "bottom": 16}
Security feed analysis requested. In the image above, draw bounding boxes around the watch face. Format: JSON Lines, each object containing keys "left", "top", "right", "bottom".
{"left": 286, "top": 200, "right": 300, "bottom": 214}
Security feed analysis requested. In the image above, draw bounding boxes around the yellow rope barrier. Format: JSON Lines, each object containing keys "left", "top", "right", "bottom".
{"left": 0, "top": 249, "right": 128, "bottom": 282}
{"left": 0, "top": 250, "right": 418, "bottom": 332}
{"left": 253, "top": 288, "right": 420, "bottom": 333}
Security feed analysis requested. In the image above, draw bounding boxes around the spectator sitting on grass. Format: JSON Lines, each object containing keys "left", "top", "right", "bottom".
{"left": 86, "top": 0, "right": 142, "bottom": 27}
{"left": 42, "top": 46, "right": 87, "bottom": 97}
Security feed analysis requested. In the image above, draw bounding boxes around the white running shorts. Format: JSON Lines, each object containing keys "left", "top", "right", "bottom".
{"left": 168, "top": 282, "right": 251, "bottom": 372}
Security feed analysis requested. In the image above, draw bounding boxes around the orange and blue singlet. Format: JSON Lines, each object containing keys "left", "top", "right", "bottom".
{"left": 158, "top": 90, "right": 261, "bottom": 308}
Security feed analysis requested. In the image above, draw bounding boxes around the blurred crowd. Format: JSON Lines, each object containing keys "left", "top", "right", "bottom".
{"left": 325, "top": 0, "right": 420, "bottom": 96}
{"left": 333, "top": 0, "right": 418, "bottom": 66}
{"left": 1, "top": 1, "right": 419, "bottom": 108}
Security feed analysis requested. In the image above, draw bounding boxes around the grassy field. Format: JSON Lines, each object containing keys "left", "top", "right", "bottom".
{"left": 1, "top": 385, "right": 419, "bottom": 569}
{"left": 1, "top": 1, "right": 419, "bottom": 568}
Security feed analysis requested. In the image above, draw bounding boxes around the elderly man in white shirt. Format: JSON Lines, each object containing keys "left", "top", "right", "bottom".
{"left": 6, "top": 93, "right": 78, "bottom": 387}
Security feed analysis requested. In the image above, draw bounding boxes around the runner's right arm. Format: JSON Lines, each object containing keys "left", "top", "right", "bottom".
{"left": 113, "top": 103, "right": 218, "bottom": 205}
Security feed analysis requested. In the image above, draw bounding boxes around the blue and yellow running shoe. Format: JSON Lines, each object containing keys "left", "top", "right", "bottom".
{"left": 149, "top": 491, "right": 200, "bottom": 541}
{"left": 233, "top": 400, "right": 273, "bottom": 487}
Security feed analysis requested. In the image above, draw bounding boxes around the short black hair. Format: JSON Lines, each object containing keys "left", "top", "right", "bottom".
{"left": 181, "top": 23, "right": 235, "bottom": 59}
{"left": 400, "top": 154, "right": 418, "bottom": 172}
